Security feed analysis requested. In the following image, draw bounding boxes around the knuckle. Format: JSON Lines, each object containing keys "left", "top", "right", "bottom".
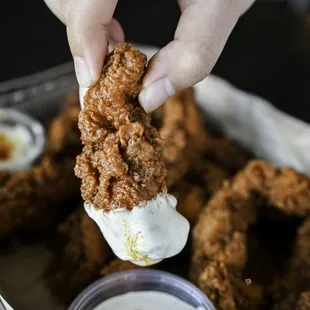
{"left": 181, "top": 44, "right": 213, "bottom": 82}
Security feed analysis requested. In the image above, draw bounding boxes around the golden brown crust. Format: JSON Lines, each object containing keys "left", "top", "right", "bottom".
{"left": 100, "top": 258, "right": 140, "bottom": 277}
{"left": 46, "top": 92, "right": 81, "bottom": 157}
{"left": 46, "top": 208, "right": 111, "bottom": 304}
{"left": 0, "top": 95, "right": 82, "bottom": 238}
{"left": 197, "top": 261, "right": 263, "bottom": 310}
{"left": 271, "top": 218, "right": 310, "bottom": 309}
{"left": 191, "top": 160, "right": 310, "bottom": 310}
{"left": 172, "top": 182, "right": 207, "bottom": 225}
{"left": 0, "top": 156, "right": 79, "bottom": 237}
{"left": 204, "top": 137, "right": 249, "bottom": 172}
{"left": 75, "top": 44, "right": 167, "bottom": 211}
{"left": 154, "top": 88, "right": 208, "bottom": 187}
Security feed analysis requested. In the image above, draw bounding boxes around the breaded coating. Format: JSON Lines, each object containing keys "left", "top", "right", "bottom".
{"left": 271, "top": 218, "right": 310, "bottom": 309}
{"left": 46, "top": 92, "right": 81, "bottom": 157}
{"left": 46, "top": 208, "right": 111, "bottom": 303}
{"left": 75, "top": 44, "right": 167, "bottom": 211}
{"left": 172, "top": 182, "right": 207, "bottom": 225}
{"left": 191, "top": 160, "right": 310, "bottom": 310}
{"left": 153, "top": 88, "right": 207, "bottom": 187}
{"left": 0, "top": 157, "right": 79, "bottom": 237}
{"left": 101, "top": 258, "right": 140, "bottom": 277}
{"left": 197, "top": 261, "right": 263, "bottom": 310}
{"left": 0, "top": 94, "right": 81, "bottom": 238}
{"left": 204, "top": 137, "right": 249, "bottom": 172}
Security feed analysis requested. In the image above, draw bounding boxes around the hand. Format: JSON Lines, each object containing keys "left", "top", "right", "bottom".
{"left": 44, "top": 0, "right": 255, "bottom": 112}
{"left": 43, "top": 0, "right": 124, "bottom": 87}
{"left": 139, "top": 0, "right": 255, "bottom": 112}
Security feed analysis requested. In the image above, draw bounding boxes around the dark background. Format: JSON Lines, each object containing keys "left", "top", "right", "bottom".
{"left": 1, "top": 1, "right": 310, "bottom": 122}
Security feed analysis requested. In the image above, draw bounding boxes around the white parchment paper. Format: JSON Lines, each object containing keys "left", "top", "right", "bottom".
{"left": 1, "top": 44, "right": 310, "bottom": 310}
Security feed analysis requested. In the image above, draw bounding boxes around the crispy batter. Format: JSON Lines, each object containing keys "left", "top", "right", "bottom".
{"left": 46, "top": 91, "right": 81, "bottom": 157}
{"left": 153, "top": 88, "right": 207, "bottom": 187}
{"left": 204, "top": 137, "right": 249, "bottom": 172}
{"left": 271, "top": 218, "right": 310, "bottom": 309}
{"left": 0, "top": 94, "right": 81, "bottom": 238}
{"left": 273, "top": 291, "right": 310, "bottom": 310}
{"left": 46, "top": 208, "right": 111, "bottom": 304}
{"left": 0, "top": 156, "right": 79, "bottom": 237}
{"left": 100, "top": 258, "right": 139, "bottom": 277}
{"left": 172, "top": 182, "right": 207, "bottom": 225}
{"left": 191, "top": 160, "right": 310, "bottom": 310}
{"left": 75, "top": 44, "right": 167, "bottom": 211}
{"left": 197, "top": 261, "right": 262, "bottom": 310}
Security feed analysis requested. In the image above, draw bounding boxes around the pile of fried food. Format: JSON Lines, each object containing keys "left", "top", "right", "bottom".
{"left": 0, "top": 44, "right": 309, "bottom": 310}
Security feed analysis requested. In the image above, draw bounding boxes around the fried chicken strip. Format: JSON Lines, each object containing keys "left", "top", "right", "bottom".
{"left": 0, "top": 94, "right": 81, "bottom": 238}
{"left": 191, "top": 160, "right": 310, "bottom": 310}
{"left": 153, "top": 88, "right": 208, "bottom": 187}
{"left": 271, "top": 217, "right": 310, "bottom": 309}
{"left": 75, "top": 44, "right": 166, "bottom": 210}
{"left": 75, "top": 43, "right": 189, "bottom": 266}
{"left": 100, "top": 258, "right": 139, "bottom": 277}
{"left": 46, "top": 208, "right": 111, "bottom": 304}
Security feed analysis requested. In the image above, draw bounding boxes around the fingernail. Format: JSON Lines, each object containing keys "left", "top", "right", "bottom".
{"left": 79, "top": 87, "right": 88, "bottom": 109}
{"left": 139, "top": 77, "right": 175, "bottom": 113}
{"left": 108, "top": 38, "right": 120, "bottom": 53}
{"left": 73, "top": 56, "right": 93, "bottom": 87}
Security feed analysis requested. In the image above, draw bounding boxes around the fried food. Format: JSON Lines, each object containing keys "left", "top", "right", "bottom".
{"left": 46, "top": 208, "right": 111, "bottom": 303}
{"left": 46, "top": 91, "right": 81, "bottom": 157}
{"left": 172, "top": 182, "right": 207, "bottom": 225}
{"left": 0, "top": 94, "right": 81, "bottom": 238}
{"left": 75, "top": 43, "right": 166, "bottom": 211}
{"left": 100, "top": 258, "right": 139, "bottom": 277}
{"left": 272, "top": 291, "right": 310, "bottom": 310}
{"left": 153, "top": 88, "right": 208, "bottom": 187}
{"left": 271, "top": 217, "right": 310, "bottom": 309}
{"left": 0, "top": 156, "right": 79, "bottom": 237}
{"left": 204, "top": 137, "right": 249, "bottom": 173}
{"left": 191, "top": 160, "right": 310, "bottom": 310}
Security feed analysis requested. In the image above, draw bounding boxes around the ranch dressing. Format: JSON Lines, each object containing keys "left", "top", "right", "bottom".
{"left": 0, "top": 124, "right": 32, "bottom": 170}
{"left": 93, "top": 291, "right": 204, "bottom": 310}
{"left": 85, "top": 193, "right": 190, "bottom": 266}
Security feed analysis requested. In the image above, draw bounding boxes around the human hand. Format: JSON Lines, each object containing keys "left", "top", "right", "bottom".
{"left": 139, "top": 0, "right": 255, "bottom": 112}
{"left": 43, "top": 0, "right": 124, "bottom": 87}
{"left": 44, "top": 0, "right": 255, "bottom": 112}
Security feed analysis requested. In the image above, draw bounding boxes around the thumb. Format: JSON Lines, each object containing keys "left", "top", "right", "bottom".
{"left": 139, "top": 0, "right": 254, "bottom": 112}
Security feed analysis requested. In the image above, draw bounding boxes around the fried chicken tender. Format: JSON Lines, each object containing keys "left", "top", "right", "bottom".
{"left": 153, "top": 88, "right": 208, "bottom": 187}
{"left": 0, "top": 157, "right": 79, "bottom": 237}
{"left": 0, "top": 94, "right": 81, "bottom": 238}
{"left": 204, "top": 137, "right": 249, "bottom": 172}
{"left": 172, "top": 182, "right": 207, "bottom": 225}
{"left": 75, "top": 43, "right": 166, "bottom": 211}
{"left": 46, "top": 91, "right": 81, "bottom": 157}
{"left": 100, "top": 258, "right": 139, "bottom": 277}
{"left": 191, "top": 160, "right": 310, "bottom": 310}
{"left": 273, "top": 291, "right": 310, "bottom": 310}
{"left": 47, "top": 208, "right": 111, "bottom": 303}
{"left": 271, "top": 217, "right": 310, "bottom": 309}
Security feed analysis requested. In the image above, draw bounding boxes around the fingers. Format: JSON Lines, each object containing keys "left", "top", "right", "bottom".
{"left": 139, "top": 0, "right": 255, "bottom": 112}
{"left": 44, "top": 0, "right": 123, "bottom": 87}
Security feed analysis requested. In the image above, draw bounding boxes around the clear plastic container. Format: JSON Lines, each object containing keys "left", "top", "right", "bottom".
{"left": 68, "top": 269, "right": 216, "bottom": 310}
{"left": 0, "top": 108, "right": 45, "bottom": 171}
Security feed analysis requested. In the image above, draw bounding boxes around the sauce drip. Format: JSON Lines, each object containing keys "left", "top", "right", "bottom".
{"left": 0, "top": 133, "right": 13, "bottom": 160}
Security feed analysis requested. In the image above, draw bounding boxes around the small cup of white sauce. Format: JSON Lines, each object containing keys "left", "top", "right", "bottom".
{"left": 69, "top": 269, "right": 216, "bottom": 310}
{"left": 0, "top": 108, "right": 45, "bottom": 171}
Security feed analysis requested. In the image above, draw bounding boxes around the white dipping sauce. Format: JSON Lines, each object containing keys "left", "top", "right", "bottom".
{"left": 85, "top": 193, "right": 190, "bottom": 266}
{"left": 0, "top": 124, "right": 32, "bottom": 170}
{"left": 93, "top": 291, "right": 200, "bottom": 310}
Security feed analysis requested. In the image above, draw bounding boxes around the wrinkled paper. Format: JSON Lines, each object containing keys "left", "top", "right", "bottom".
{"left": 1, "top": 44, "right": 310, "bottom": 310}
